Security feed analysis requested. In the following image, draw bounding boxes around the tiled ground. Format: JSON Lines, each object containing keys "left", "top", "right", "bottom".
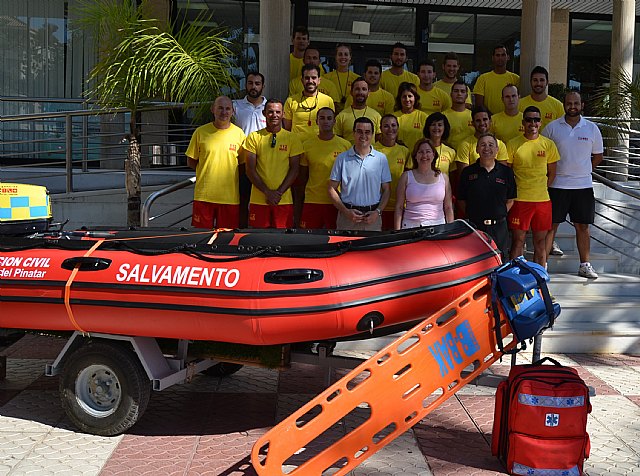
{"left": 0, "top": 334, "right": 638, "bottom": 475}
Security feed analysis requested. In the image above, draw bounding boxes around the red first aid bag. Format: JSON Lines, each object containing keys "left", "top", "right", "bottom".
{"left": 491, "top": 357, "right": 591, "bottom": 475}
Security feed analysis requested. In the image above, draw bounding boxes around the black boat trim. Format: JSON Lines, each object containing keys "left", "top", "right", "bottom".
{"left": 0, "top": 269, "right": 492, "bottom": 316}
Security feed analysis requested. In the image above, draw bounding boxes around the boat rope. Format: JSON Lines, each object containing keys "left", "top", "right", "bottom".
{"left": 63, "top": 239, "right": 104, "bottom": 335}
{"left": 456, "top": 219, "right": 502, "bottom": 267}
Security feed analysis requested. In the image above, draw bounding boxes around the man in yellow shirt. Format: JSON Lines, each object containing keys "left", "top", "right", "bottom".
{"left": 473, "top": 45, "right": 520, "bottom": 114}
{"left": 186, "top": 96, "right": 246, "bottom": 229}
{"left": 434, "top": 52, "right": 472, "bottom": 108}
{"left": 519, "top": 66, "right": 564, "bottom": 131}
{"left": 334, "top": 77, "right": 382, "bottom": 144}
{"left": 443, "top": 80, "right": 474, "bottom": 151}
{"left": 289, "top": 26, "right": 309, "bottom": 81}
{"left": 455, "top": 106, "right": 508, "bottom": 174}
{"left": 298, "top": 107, "right": 351, "bottom": 229}
{"left": 492, "top": 84, "right": 524, "bottom": 143}
{"left": 324, "top": 43, "right": 360, "bottom": 112}
{"left": 245, "top": 99, "right": 304, "bottom": 228}
{"left": 288, "top": 46, "right": 340, "bottom": 104}
{"left": 345, "top": 59, "right": 395, "bottom": 116}
{"left": 417, "top": 59, "right": 451, "bottom": 115}
{"left": 507, "top": 106, "right": 560, "bottom": 267}
{"left": 380, "top": 42, "right": 419, "bottom": 97}
{"left": 284, "top": 64, "right": 335, "bottom": 141}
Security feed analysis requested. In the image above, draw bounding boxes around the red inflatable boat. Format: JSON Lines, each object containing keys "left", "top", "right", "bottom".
{"left": 0, "top": 223, "right": 501, "bottom": 345}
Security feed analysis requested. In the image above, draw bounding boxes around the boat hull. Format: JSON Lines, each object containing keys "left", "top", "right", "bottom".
{"left": 0, "top": 224, "right": 501, "bottom": 345}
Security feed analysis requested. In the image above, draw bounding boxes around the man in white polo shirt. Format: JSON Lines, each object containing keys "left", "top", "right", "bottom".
{"left": 543, "top": 91, "right": 603, "bottom": 278}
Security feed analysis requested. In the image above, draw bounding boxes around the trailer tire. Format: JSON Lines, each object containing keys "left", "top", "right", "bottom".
{"left": 203, "top": 362, "right": 243, "bottom": 377}
{"left": 59, "top": 341, "right": 151, "bottom": 436}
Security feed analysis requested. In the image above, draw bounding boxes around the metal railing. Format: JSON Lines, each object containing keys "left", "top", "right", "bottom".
{"left": 141, "top": 176, "right": 195, "bottom": 227}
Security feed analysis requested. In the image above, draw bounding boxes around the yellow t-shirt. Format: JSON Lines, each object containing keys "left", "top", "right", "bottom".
{"left": 507, "top": 135, "right": 560, "bottom": 202}
{"left": 473, "top": 71, "right": 520, "bottom": 114}
{"left": 418, "top": 86, "right": 452, "bottom": 115}
{"left": 284, "top": 92, "right": 335, "bottom": 141}
{"left": 455, "top": 136, "right": 508, "bottom": 166}
{"left": 186, "top": 123, "right": 246, "bottom": 205}
{"left": 345, "top": 88, "right": 395, "bottom": 116}
{"left": 334, "top": 107, "right": 382, "bottom": 144}
{"left": 381, "top": 69, "right": 420, "bottom": 97}
{"left": 443, "top": 109, "right": 474, "bottom": 151}
{"left": 374, "top": 142, "right": 410, "bottom": 211}
{"left": 519, "top": 95, "right": 565, "bottom": 131}
{"left": 434, "top": 80, "right": 473, "bottom": 105}
{"left": 288, "top": 77, "right": 341, "bottom": 105}
{"left": 394, "top": 109, "right": 428, "bottom": 154}
{"left": 491, "top": 111, "right": 524, "bottom": 143}
{"left": 244, "top": 129, "right": 304, "bottom": 205}
{"left": 432, "top": 143, "right": 457, "bottom": 175}
{"left": 289, "top": 53, "right": 305, "bottom": 81}
{"left": 300, "top": 135, "right": 351, "bottom": 204}
{"left": 323, "top": 70, "right": 361, "bottom": 105}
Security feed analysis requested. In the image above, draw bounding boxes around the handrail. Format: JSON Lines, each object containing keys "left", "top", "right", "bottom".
{"left": 592, "top": 172, "right": 640, "bottom": 199}
{"left": 141, "top": 176, "right": 196, "bottom": 226}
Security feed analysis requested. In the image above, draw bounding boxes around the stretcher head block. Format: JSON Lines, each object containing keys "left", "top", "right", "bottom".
{"left": 251, "top": 278, "right": 517, "bottom": 475}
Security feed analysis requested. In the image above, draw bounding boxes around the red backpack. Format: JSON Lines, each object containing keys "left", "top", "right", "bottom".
{"left": 491, "top": 357, "right": 592, "bottom": 475}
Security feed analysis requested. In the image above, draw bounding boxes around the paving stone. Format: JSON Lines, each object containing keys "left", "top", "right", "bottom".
{"left": 0, "top": 359, "right": 48, "bottom": 391}
{"left": 0, "top": 432, "right": 46, "bottom": 471}
{"left": 351, "top": 430, "right": 432, "bottom": 475}
{"left": 278, "top": 362, "right": 331, "bottom": 395}
{"left": 584, "top": 365, "right": 640, "bottom": 395}
{"left": 0, "top": 390, "right": 65, "bottom": 432}
{"left": 216, "top": 366, "right": 279, "bottom": 393}
{"left": 0, "top": 334, "right": 67, "bottom": 359}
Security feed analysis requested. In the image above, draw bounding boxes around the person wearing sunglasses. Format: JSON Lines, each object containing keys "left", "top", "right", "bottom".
{"left": 284, "top": 64, "right": 335, "bottom": 141}
{"left": 506, "top": 106, "right": 560, "bottom": 268}
{"left": 245, "top": 99, "right": 303, "bottom": 228}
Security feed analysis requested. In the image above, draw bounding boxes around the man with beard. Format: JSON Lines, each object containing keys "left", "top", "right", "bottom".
{"left": 345, "top": 59, "right": 394, "bottom": 116}
{"left": 232, "top": 72, "right": 266, "bottom": 227}
{"left": 334, "top": 77, "right": 382, "bottom": 144}
{"left": 245, "top": 99, "right": 303, "bottom": 228}
{"left": 473, "top": 45, "right": 520, "bottom": 114}
{"left": 297, "top": 107, "right": 351, "bottom": 229}
{"left": 417, "top": 59, "right": 451, "bottom": 115}
{"left": 186, "top": 96, "right": 246, "bottom": 229}
{"left": 435, "top": 52, "right": 472, "bottom": 108}
{"left": 455, "top": 106, "right": 508, "bottom": 174}
{"left": 507, "top": 106, "right": 560, "bottom": 268}
{"left": 543, "top": 91, "right": 603, "bottom": 279}
{"left": 284, "top": 64, "right": 335, "bottom": 140}
{"left": 288, "top": 46, "right": 340, "bottom": 104}
{"left": 519, "top": 66, "right": 564, "bottom": 131}
{"left": 380, "top": 42, "right": 419, "bottom": 97}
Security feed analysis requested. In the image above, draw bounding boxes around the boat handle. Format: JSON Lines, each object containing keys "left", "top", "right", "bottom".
{"left": 61, "top": 257, "right": 112, "bottom": 271}
{"left": 264, "top": 268, "right": 324, "bottom": 284}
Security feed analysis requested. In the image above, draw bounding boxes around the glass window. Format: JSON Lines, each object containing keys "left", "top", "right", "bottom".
{"left": 570, "top": 19, "right": 612, "bottom": 98}
{"left": 473, "top": 14, "right": 521, "bottom": 83}
{"left": 428, "top": 12, "right": 474, "bottom": 86}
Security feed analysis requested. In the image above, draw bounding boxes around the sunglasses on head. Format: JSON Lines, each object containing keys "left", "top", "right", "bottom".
{"left": 270, "top": 133, "right": 277, "bottom": 148}
{"left": 524, "top": 117, "right": 541, "bottom": 123}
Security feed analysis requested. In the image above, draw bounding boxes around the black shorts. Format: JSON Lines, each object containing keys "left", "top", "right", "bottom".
{"left": 548, "top": 187, "right": 595, "bottom": 224}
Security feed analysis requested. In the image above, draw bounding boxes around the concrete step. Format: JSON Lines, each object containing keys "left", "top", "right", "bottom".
{"left": 539, "top": 323, "right": 640, "bottom": 354}
{"left": 548, "top": 272, "right": 640, "bottom": 298}
{"left": 544, "top": 252, "right": 619, "bottom": 274}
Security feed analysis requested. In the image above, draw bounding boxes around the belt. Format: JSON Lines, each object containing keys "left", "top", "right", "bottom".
{"left": 343, "top": 202, "right": 379, "bottom": 213}
{"left": 480, "top": 217, "right": 506, "bottom": 226}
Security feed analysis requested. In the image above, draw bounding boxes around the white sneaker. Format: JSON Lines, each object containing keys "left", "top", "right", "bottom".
{"left": 578, "top": 262, "right": 598, "bottom": 279}
{"left": 550, "top": 241, "right": 564, "bottom": 256}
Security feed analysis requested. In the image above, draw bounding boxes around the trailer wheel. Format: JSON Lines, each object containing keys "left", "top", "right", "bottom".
{"left": 203, "top": 362, "right": 243, "bottom": 377}
{"left": 59, "top": 341, "right": 151, "bottom": 436}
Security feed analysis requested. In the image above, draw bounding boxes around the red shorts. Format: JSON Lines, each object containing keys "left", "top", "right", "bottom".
{"left": 508, "top": 200, "right": 552, "bottom": 232}
{"left": 300, "top": 203, "right": 338, "bottom": 229}
{"left": 192, "top": 201, "right": 239, "bottom": 229}
{"left": 249, "top": 204, "right": 293, "bottom": 229}
{"left": 381, "top": 210, "right": 395, "bottom": 231}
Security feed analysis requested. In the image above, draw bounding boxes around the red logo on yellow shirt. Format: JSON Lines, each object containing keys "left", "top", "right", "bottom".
{"left": 545, "top": 112, "right": 553, "bottom": 119}
{"left": 397, "top": 158, "right": 405, "bottom": 165}
{"left": 413, "top": 122, "right": 421, "bottom": 129}
{"left": 229, "top": 144, "right": 237, "bottom": 152}
{"left": 279, "top": 144, "right": 288, "bottom": 152}
{"left": 377, "top": 102, "right": 385, "bottom": 109}
{"left": 537, "top": 150, "right": 546, "bottom": 157}
{"left": 433, "top": 100, "right": 441, "bottom": 107}
{"left": 334, "top": 151, "right": 341, "bottom": 158}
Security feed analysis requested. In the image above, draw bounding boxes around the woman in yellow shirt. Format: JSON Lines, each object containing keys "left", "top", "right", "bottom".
{"left": 423, "top": 112, "right": 457, "bottom": 176}
{"left": 393, "top": 82, "right": 428, "bottom": 155}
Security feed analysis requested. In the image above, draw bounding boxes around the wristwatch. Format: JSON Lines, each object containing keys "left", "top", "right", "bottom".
{"left": 376, "top": 208, "right": 382, "bottom": 216}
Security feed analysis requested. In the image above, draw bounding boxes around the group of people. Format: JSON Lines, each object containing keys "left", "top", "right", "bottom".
{"left": 186, "top": 27, "right": 603, "bottom": 279}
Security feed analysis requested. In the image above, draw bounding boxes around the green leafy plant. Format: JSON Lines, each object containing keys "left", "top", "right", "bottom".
{"left": 74, "top": 0, "right": 237, "bottom": 226}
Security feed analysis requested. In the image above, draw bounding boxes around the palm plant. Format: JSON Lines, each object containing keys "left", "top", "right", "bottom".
{"left": 74, "top": 0, "right": 237, "bottom": 226}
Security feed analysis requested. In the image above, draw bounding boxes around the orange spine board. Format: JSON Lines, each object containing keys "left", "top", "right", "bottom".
{"left": 251, "top": 278, "right": 516, "bottom": 475}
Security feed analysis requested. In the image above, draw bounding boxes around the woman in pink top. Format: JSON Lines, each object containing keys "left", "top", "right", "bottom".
{"left": 394, "top": 139, "right": 454, "bottom": 229}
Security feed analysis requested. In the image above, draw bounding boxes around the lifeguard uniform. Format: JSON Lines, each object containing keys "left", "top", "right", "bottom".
{"left": 418, "top": 86, "right": 451, "bottom": 115}
{"left": 374, "top": 141, "right": 410, "bottom": 229}
{"left": 345, "top": 88, "right": 395, "bottom": 116}
{"left": 456, "top": 136, "right": 508, "bottom": 167}
{"left": 324, "top": 70, "right": 360, "bottom": 109}
{"left": 299, "top": 135, "right": 351, "bottom": 229}
{"left": 380, "top": 70, "right": 419, "bottom": 98}
{"left": 491, "top": 111, "right": 524, "bottom": 143}
{"left": 288, "top": 77, "right": 341, "bottom": 106}
{"left": 519, "top": 95, "right": 564, "bottom": 130}
{"left": 394, "top": 109, "right": 428, "bottom": 154}
{"left": 186, "top": 123, "right": 246, "bottom": 229}
{"left": 244, "top": 129, "right": 304, "bottom": 228}
{"left": 443, "top": 108, "right": 474, "bottom": 151}
{"left": 473, "top": 71, "right": 520, "bottom": 114}
{"left": 334, "top": 107, "right": 382, "bottom": 144}
{"left": 431, "top": 143, "right": 457, "bottom": 175}
{"left": 289, "top": 53, "right": 305, "bottom": 81}
{"left": 284, "top": 92, "right": 335, "bottom": 141}
{"left": 435, "top": 80, "right": 472, "bottom": 106}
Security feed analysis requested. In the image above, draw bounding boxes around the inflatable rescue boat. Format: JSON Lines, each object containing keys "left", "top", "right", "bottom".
{"left": 0, "top": 184, "right": 503, "bottom": 345}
